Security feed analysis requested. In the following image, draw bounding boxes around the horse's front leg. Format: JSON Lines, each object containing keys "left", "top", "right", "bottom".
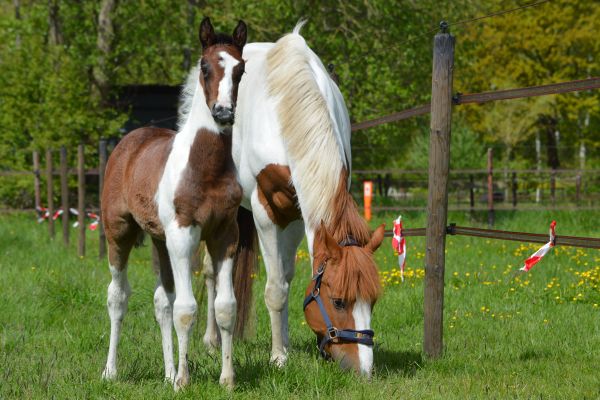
{"left": 206, "top": 221, "right": 239, "bottom": 389}
{"left": 202, "top": 251, "right": 220, "bottom": 351}
{"left": 165, "top": 224, "right": 201, "bottom": 391}
{"left": 251, "top": 191, "right": 293, "bottom": 367}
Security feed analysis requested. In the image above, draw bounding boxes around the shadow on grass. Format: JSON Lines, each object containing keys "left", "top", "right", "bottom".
{"left": 375, "top": 348, "right": 423, "bottom": 378}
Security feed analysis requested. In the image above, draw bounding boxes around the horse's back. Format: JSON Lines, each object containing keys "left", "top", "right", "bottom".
{"left": 103, "top": 127, "right": 175, "bottom": 240}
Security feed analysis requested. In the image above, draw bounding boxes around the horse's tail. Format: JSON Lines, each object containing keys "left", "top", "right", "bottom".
{"left": 233, "top": 206, "right": 258, "bottom": 338}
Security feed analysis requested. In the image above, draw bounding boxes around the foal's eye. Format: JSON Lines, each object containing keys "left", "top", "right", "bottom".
{"left": 332, "top": 298, "right": 346, "bottom": 310}
{"left": 200, "top": 62, "right": 210, "bottom": 77}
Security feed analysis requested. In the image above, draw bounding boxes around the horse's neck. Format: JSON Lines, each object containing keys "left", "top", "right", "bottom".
{"left": 305, "top": 175, "right": 370, "bottom": 257}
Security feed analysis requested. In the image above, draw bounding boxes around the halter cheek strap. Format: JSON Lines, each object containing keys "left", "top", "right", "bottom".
{"left": 303, "top": 260, "right": 375, "bottom": 359}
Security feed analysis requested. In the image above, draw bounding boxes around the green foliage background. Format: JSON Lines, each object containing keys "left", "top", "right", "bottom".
{"left": 0, "top": 1, "right": 599, "bottom": 207}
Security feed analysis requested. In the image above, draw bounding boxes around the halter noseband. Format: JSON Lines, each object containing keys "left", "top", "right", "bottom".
{"left": 302, "top": 238, "right": 375, "bottom": 359}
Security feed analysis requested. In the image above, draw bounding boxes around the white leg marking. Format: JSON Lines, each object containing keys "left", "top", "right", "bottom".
{"left": 252, "top": 191, "right": 288, "bottom": 366}
{"left": 353, "top": 298, "right": 374, "bottom": 377}
{"left": 154, "top": 281, "right": 176, "bottom": 382}
{"left": 202, "top": 252, "right": 219, "bottom": 350}
{"left": 214, "top": 257, "right": 236, "bottom": 388}
{"left": 166, "top": 225, "right": 200, "bottom": 391}
{"left": 103, "top": 265, "right": 131, "bottom": 380}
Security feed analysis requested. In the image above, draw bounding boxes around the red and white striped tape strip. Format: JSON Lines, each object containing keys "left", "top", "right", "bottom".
{"left": 36, "top": 206, "right": 100, "bottom": 231}
{"left": 392, "top": 215, "right": 407, "bottom": 281}
{"left": 520, "top": 220, "right": 556, "bottom": 272}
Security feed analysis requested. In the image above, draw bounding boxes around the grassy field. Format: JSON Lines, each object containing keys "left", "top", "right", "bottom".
{"left": 1, "top": 210, "right": 599, "bottom": 399}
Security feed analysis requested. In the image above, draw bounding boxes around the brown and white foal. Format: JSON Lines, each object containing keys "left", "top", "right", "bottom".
{"left": 100, "top": 17, "right": 246, "bottom": 389}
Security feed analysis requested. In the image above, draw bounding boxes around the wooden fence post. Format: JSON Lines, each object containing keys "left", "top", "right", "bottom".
{"left": 33, "top": 151, "right": 41, "bottom": 214}
{"left": 424, "top": 22, "right": 454, "bottom": 359}
{"left": 487, "top": 148, "right": 494, "bottom": 227}
{"left": 60, "top": 146, "right": 69, "bottom": 245}
{"left": 512, "top": 172, "right": 517, "bottom": 208}
{"left": 576, "top": 172, "right": 581, "bottom": 205}
{"left": 469, "top": 174, "right": 475, "bottom": 214}
{"left": 98, "top": 139, "right": 107, "bottom": 259}
{"left": 46, "top": 149, "right": 55, "bottom": 239}
{"left": 78, "top": 144, "right": 85, "bottom": 257}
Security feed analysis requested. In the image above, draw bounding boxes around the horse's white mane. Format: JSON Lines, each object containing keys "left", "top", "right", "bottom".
{"left": 177, "top": 63, "right": 200, "bottom": 130}
{"left": 266, "top": 22, "right": 351, "bottom": 229}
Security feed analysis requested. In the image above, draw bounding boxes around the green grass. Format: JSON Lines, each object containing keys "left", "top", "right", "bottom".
{"left": 1, "top": 210, "right": 600, "bottom": 399}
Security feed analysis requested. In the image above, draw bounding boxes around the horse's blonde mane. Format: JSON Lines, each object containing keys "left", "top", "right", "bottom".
{"left": 177, "top": 63, "right": 200, "bottom": 130}
{"left": 266, "top": 25, "right": 346, "bottom": 229}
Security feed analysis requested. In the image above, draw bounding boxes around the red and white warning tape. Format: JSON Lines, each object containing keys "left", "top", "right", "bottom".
{"left": 391, "top": 215, "right": 407, "bottom": 281}
{"left": 36, "top": 206, "right": 100, "bottom": 231}
{"left": 520, "top": 220, "right": 556, "bottom": 272}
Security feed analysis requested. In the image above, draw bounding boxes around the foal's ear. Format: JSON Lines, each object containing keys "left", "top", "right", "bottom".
{"left": 366, "top": 224, "right": 386, "bottom": 253}
{"left": 314, "top": 221, "right": 342, "bottom": 261}
{"left": 199, "top": 17, "right": 215, "bottom": 50}
{"left": 232, "top": 20, "right": 247, "bottom": 50}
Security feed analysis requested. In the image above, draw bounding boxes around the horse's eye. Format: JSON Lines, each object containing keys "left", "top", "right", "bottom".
{"left": 200, "top": 62, "right": 210, "bottom": 77}
{"left": 332, "top": 298, "right": 345, "bottom": 310}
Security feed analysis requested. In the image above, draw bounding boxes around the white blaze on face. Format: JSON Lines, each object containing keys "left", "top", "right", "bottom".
{"left": 352, "top": 298, "right": 373, "bottom": 377}
{"left": 217, "top": 51, "right": 240, "bottom": 109}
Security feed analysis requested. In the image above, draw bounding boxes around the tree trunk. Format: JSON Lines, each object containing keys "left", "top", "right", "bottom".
{"left": 14, "top": 0, "right": 21, "bottom": 47}
{"left": 48, "top": 0, "right": 63, "bottom": 46}
{"left": 93, "top": 0, "right": 118, "bottom": 105}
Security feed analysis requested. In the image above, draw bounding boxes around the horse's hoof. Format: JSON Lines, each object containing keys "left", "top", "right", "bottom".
{"left": 219, "top": 373, "right": 235, "bottom": 389}
{"left": 174, "top": 374, "right": 190, "bottom": 391}
{"left": 203, "top": 334, "right": 220, "bottom": 352}
{"left": 164, "top": 367, "right": 176, "bottom": 384}
{"left": 101, "top": 367, "right": 117, "bottom": 381}
{"left": 270, "top": 353, "right": 287, "bottom": 368}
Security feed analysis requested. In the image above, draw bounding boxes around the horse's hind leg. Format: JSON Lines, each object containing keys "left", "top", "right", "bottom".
{"left": 152, "top": 238, "right": 176, "bottom": 382}
{"left": 102, "top": 219, "right": 139, "bottom": 380}
{"left": 202, "top": 250, "right": 220, "bottom": 350}
{"left": 206, "top": 222, "right": 239, "bottom": 388}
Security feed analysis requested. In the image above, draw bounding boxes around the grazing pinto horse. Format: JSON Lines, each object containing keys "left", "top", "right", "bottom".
{"left": 200, "top": 23, "right": 385, "bottom": 376}
{"left": 101, "top": 18, "right": 246, "bottom": 389}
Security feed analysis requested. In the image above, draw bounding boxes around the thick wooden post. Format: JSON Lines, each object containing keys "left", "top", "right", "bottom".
{"left": 46, "top": 149, "right": 55, "bottom": 239}
{"left": 424, "top": 23, "right": 454, "bottom": 359}
{"left": 77, "top": 145, "right": 85, "bottom": 257}
{"left": 487, "top": 148, "right": 494, "bottom": 227}
{"left": 60, "top": 146, "right": 70, "bottom": 245}
{"left": 98, "top": 139, "right": 107, "bottom": 259}
{"left": 33, "top": 151, "right": 41, "bottom": 214}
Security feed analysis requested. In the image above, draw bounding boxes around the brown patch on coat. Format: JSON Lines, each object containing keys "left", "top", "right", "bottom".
{"left": 256, "top": 164, "right": 301, "bottom": 228}
{"left": 102, "top": 127, "right": 174, "bottom": 268}
{"left": 173, "top": 129, "right": 242, "bottom": 258}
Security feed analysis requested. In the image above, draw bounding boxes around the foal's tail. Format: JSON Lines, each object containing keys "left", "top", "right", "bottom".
{"left": 233, "top": 207, "right": 258, "bottom": 338}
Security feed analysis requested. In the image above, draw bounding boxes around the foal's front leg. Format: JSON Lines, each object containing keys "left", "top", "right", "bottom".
{"left": 165, "top": 224, "right": 201, "bottom": 390}
{"left": 207, "top": 224, "right": 238, "bottom": 389}
{"left": 202, "top": 251, "right": 220, "bottom": 350}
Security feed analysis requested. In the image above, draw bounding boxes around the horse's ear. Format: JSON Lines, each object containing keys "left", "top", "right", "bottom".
{"left": 199, "top": 17, "right": 215, "bottom": 50}
{"left": 366, "top": 224, "right": 385, "bottom": 253}
{"left": 314, "top": 221, "right": 342, "bottom": 261}
{"left": 232, "top": 20, "right": 247, "bottom": 50}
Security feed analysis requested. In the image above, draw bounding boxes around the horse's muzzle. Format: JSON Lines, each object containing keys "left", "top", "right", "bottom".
{"left": 212, "top": 104, "right": 235, "bottom": 125}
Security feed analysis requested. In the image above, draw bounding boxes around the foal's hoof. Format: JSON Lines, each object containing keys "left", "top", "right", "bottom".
{"left": 270, "top": 353, "right": 287, "bottom": 368}
{"left": 101, "top": 367, "right": 117, "bottom": 381}
{"left": 219, "top": 373, "right": 235, "bottom": 389}
{"left": 203, "top": 334, "right": 220, "bottom": 353}
{"left": 174, "top": 374, "right": 190, "bottom": 391}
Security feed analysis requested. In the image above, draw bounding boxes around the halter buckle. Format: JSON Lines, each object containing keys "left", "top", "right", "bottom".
{"left": 328, "top": 327, "right": 338, "bottom": 340}
{"left": 312, "top": 287, "right": 320, "bottom": 297}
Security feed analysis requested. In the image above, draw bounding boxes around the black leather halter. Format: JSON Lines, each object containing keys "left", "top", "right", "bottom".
{"left": 303, "top": 238, "right": 375, "bottom": 358}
